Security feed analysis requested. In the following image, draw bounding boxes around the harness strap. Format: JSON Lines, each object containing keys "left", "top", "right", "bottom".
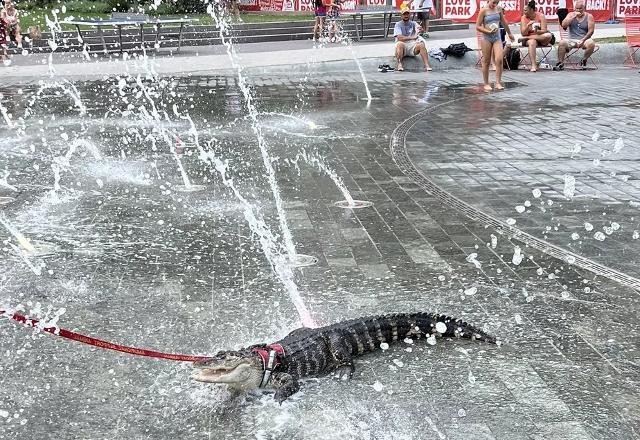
{"left": 252, "top": 343, "right": 285, "bottom": 388}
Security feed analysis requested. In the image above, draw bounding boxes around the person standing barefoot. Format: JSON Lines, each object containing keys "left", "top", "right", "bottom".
{"left": 312, "top": 0, "right": 326, "bottom": 41}
{"left": 476, "top": 0, "right": 514, "bottom": 91}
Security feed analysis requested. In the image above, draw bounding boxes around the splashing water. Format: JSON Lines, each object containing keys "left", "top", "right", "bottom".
{"left": 208, "top": 4, "right": 298, "bottom": 259}
{"left": 346, "top": 44, "right": 372, "bottom": 104}
{"left": 179, "top": 111, "right": 316, "bottom": 327}
{"left": 512, "top": 246, "right": 523, "bottom": 265}
{"left": 563, "top": 174, "right": 576, "bottom": 199}
{"left": 292, "top": 150, "right": 355, "bottom": 206}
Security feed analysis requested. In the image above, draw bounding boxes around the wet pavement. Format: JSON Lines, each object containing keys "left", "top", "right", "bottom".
{"left": 0, "top": 65, "right": 639, "bottom": 440}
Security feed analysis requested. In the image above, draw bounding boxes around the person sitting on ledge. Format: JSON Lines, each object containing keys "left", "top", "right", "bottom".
{"left": 554, "top": 0, "right": 596, "bottom": 70}
{"left": 519, "top": 0, "right": 555, "bottom": 72}
{"left": 393, "top": 5, "right": 432, "bottom": 72}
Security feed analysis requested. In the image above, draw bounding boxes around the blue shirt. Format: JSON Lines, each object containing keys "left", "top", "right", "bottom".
{"left": 394, "top": 20, "right": 417, "bottom": 40}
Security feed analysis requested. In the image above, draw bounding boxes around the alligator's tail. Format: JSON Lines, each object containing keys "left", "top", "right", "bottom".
{"left": 413, "top": 312, "right": 496, "bottom": 343}
{"left": 368, "top": 312, "right": 496, "bottom": 345}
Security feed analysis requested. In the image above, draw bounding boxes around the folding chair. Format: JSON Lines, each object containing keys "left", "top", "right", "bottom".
{"left": 559, "top": 25, "right": 600, "bottom": 69}
{"left": 623, "top": 15, "right": 640, "bottom": 67}
{"left": 475, "top": 32, "right": 484, "bottom": 68}
{"left": 518, "top": 32, "right": 555, "bottom": 70}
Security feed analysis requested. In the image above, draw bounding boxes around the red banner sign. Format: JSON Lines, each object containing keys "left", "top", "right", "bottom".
{"left": 615, "top": 0, "right": 640, "bottom": 16}
{"left": 241, "top": 0, "right": 617, "bottom": 21}
{"left": 443, "top": 0, "right": 521, "bottom": 23}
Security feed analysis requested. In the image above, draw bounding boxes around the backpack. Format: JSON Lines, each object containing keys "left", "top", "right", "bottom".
{"left": 440, "top": 43, "right": 473, "bottom": 58}
{"left": 503, "top": 48, "right": 521, "bottom": 70}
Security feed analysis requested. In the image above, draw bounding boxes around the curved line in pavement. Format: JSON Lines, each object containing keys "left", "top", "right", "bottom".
{"left": 389, "top": 97, "right": 640, "bottom": 293}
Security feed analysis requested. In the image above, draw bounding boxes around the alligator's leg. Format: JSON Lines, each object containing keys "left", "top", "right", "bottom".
{"left": 327, "top": 334, "right": 355, "bottom": 381}
{"left": 271, "top": 372, "right": 300, "bottom": 404}
{"left": 333, "top": 364, "right": 355, "bottom": 381}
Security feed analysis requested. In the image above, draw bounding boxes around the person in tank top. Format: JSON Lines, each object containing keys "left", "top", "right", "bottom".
{"left": 519, "top": 0, "right": 554, "bottom": 72}
{"left": 476, "top": 0, "right": 515, "bottom": 91}
{"left": 554, "top": 0, "right": 596, "bottom": 70}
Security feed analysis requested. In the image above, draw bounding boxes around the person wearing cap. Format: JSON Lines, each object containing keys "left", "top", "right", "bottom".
{"left": 393, "top": 4, "right": 432, "bottom": 72}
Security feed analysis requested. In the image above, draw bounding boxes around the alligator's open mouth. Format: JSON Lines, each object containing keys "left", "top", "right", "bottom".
{"left": 191, "top": 366, "right": 236, "bottom": 383}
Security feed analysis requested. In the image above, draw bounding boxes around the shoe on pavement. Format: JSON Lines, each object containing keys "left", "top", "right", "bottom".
{"left": 552, "top": 62, "right": 564, "bottom": 71}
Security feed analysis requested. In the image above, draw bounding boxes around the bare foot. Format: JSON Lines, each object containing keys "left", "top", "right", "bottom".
{"left": 396, "top": 63, "right": 404, "bottom": 71}
{"left": 529, "top": 67, "right": 537, "bottom": 72}
{"left": 495, "top": 83, "right": 505, "bottom": 90}
{"left": 483, "top": 84, "right": 493, "bottom": 92}
{"left": 425, "top": 66, "right": 433, "bottom": 71}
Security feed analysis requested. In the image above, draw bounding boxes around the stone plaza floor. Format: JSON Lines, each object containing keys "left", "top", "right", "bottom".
{"left": 0, "top": 63, "right": 639, "bottom": 440}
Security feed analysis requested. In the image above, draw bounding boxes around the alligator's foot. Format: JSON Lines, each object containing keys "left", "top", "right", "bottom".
{"left": 332, "top": 364, "right": 355, "bottom": 381}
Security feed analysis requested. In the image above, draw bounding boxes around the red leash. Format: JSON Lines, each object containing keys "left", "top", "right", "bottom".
{"left": 0, "top": 309, "right": 211, "bottom": 363}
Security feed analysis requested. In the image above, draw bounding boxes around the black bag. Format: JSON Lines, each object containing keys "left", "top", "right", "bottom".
{"left": 557, "top": 7, "right": 569, "bottom": 24}
{"left": 503, "top": 48, "right": 521, "bottom": 70}
{"left": 440, "top": 42, "right": 473, "bottom": 58}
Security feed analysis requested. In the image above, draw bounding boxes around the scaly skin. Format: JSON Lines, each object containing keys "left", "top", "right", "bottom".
{"left": 192, "top": 312, "right": 495, "bottom": 403}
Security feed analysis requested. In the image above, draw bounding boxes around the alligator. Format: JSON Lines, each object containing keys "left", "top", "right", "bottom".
{"left": 192, "top": 312, "right": 495, "bottom": 403}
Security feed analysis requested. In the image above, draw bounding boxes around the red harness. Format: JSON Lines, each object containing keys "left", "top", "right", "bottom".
{"left": 252, "top": 344, "right": 286, "bottom": 387}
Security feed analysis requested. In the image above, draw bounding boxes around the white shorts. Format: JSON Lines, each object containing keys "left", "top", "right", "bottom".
{"left": 396, "top": 40, "right": 419, "bottom": 57}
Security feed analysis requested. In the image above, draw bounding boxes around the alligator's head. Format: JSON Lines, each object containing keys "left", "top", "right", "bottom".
{"left": 191, "top": 349, "right": 264, "bottom": 391}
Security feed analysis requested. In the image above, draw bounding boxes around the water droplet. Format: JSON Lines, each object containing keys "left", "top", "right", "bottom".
{"left": 584, "top": 222, "right": 593, "bottom": 231}
{"left": 566, "top": 255, "right": 576, "bottom": 264}
{"left": 532, "top": 188, "right": 542, "bottom": 198}
{"left": 392, "top": 359, "right": 404, "bottom": 367}
{"left": 490, "top": 234, "right": 497, "bottom": 248}
{"left": 435, "top": 322, "right": 447, "bottom": 334}
{"left": 468, "top": 371, "right": 476, "bottom": 384}
{"left": 506, "top": 218, "right": 516, "bottom": 225}
{"left": 512, "top": 246, "right": 523, "bottom": 265}
{"left": 464, "top": 286, "right": 477, "bottom": 296}
{"left": 458, "top": 408, "right": 467, "bottom": 417}
{"left": 372, "top": 381, "right": 384, "bottom": 392}
{"left": 593, "top": 158, "right": 601, "bottom": 166}
{"left": 437, "top": 275, "right": 446, "bottom": 281}
{"left": 611, "top": 222, "right": 620, "bottom": 231}
{"left": 613, "top": 137, "right": 624, "bottom": 153}
{"left": 571, "top": 232, "right": 580, "bottom": 240}
{"left": 594, "top": 231, "right": 606, "bottom": 241}
{"left": 515, "top": 205, "right": 525, "bottom": 213}
{"left": 466, "top": 253, "right": 481, "bottom": 269}
{"left": 426, "top": 335, "right": 437, "bottom": 345}
{"left": 633, "top": 231, "right": 639, "bottom": 239}
{"left": 380, "top": 342, "right": 389, "bottom": 350}
{"left": 571, "top": 141, "right": 583, "bottom": 156}
{"left": 524, "top": 200, "right": 531, "bottom": 207}
{"left": 536, "top": 268, "right": 544, "bottom": 275}
{"left": 563, "top": 174, "right": 576, "bottom": 199}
